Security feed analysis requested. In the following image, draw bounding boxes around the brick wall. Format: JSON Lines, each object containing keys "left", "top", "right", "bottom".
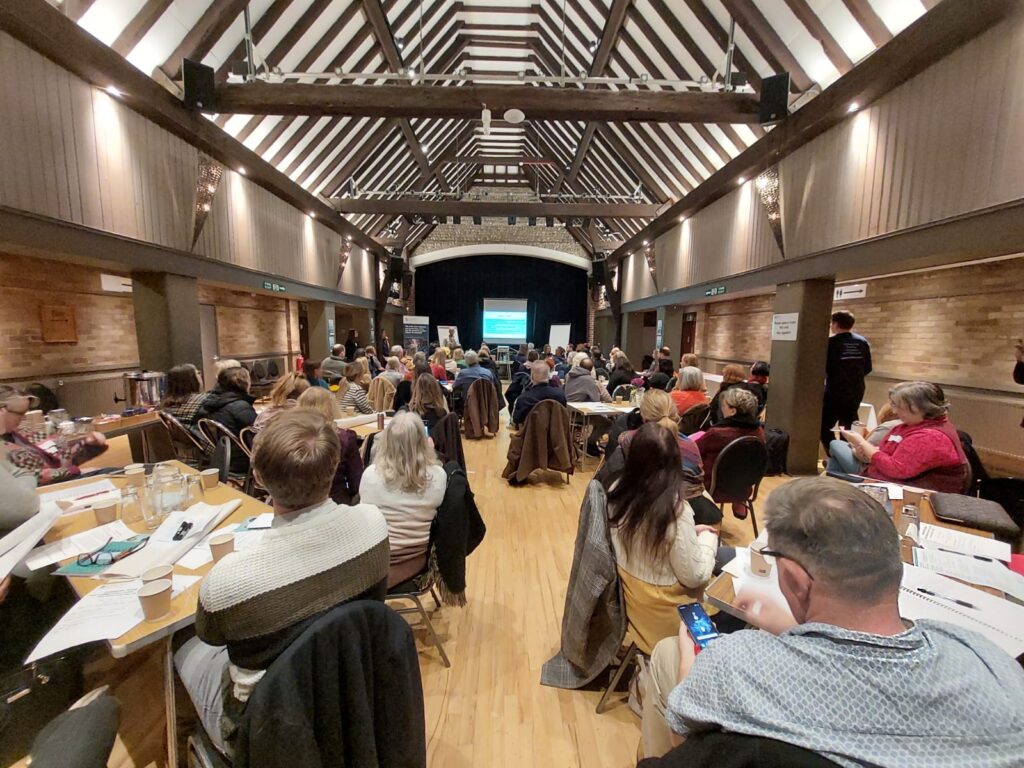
{"left": 0, "top": 253, "right": 138, "bottom": 379}
{"left": 197, "top": 284, "right": 298, "bottom": 359}
{"left": 835, "top": 259, "right": 1024, "bottom": 393}
{"left": 697, "top": 294, "right": 774, "bottom": 369}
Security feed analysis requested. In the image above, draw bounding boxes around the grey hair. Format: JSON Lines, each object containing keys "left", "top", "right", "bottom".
{"left": 765, "top": 478, "right": 902, "bottom": 602}
{"left": 531, "top": 362, "right": 551, "bottom": 383}
{"left": 385, "top": 356, "right": 401, "bottom": 371}
{"left": 464, "top": 350, "right": 479, "bottom": 366}
{"left": 889, "top": 381, "right": 949, "bottom": 420}
{"left": 389, "top": 344, "right": 404, "bottom": 358}
{"left": 722, "top": 386, "right": 758, "bottom": 417}
{"left": 412, "top": 351, "right": 427, "bottom": 365}
{"left": 677, "top": 366, "right": 704, "bottom": 392}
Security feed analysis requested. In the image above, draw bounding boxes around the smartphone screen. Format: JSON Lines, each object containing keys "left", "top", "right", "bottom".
{"left": 677, "top": 603, "right": 721, "bottom": 650}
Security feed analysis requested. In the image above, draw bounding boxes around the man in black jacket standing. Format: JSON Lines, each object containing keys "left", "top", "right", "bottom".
{"left": 820, "top": 311, "right": 872, "bottom": 454}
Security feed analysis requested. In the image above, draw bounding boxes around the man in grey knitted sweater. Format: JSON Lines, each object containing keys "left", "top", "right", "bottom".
{"left": 175, "top": 410, "right": 389, "bottom": 755}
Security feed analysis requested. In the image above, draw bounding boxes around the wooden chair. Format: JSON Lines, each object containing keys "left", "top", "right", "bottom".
{"left": 157, "top": 411, "right": 213, "bottom": 467}
{"left": 708, "top": 436, "right": 768, "bottom": 537}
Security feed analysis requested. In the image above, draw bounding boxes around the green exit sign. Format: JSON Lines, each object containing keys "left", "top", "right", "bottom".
{"left": 262, "top": 280, "right": 287, "bottom": 293}
{"left": 704, "top": 285, "right": 727, "bottom": 297}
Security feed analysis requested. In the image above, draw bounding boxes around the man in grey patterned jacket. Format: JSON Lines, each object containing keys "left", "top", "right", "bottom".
{"left": 640, "top": 477, "right": 1024, "bottom": 767}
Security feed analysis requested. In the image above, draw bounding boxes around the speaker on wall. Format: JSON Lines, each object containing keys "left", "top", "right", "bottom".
{"left": 182, "top": 59, "right": 216, "bottom": 111}
{"left": 388, "top": 255, "right": 405, "bottom": 283}
{"left": 401, "top": 272, "right": 414, "bottom": 293}
{"left": 592, "top": 259, "right": 609, "bottom": 284}
{"left": 759, "top": 72, "right": 790, "bottom": 124}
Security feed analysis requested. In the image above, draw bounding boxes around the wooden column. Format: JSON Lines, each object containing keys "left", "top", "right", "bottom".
{"left": 306, "top": 300, "right": 336, "bottom": 363}
{"left": 131, "top": 272, "right": 203, "bottom": 372}
{"left": 766, "top": 278, "right": 835, "bottom": 474}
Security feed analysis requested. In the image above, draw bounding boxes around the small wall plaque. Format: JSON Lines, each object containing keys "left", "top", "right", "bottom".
{"left": 40, "top": 304, "right": 77, "bottom": 343}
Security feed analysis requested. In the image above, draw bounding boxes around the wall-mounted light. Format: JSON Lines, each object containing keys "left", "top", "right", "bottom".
{"left": 737, "top": 177, "right": 745, "bottom": 185}
{"left": 308, "top": 211, "right": 316, "bottom": 218}
{"left": 847, "top": 102, "right": 860, "bottom": 113}
{"left": 238, "top": 167, "right": 246, "bottom": 175}
{"left": 105, "top": 85, "right": 122, "bottom": 98}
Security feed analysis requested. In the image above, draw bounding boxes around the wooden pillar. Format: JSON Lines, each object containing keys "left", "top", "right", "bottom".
{"left": 306, "top": 300, "right": 336, "bottom": 363}
{"left": 766, "top": 278, "right": 835, "bottom": 475}
{"left": 657, "top": 306, "right": 684, "bottom": 359}
{"left": 621, "top": 311, "right": 646, "bottom": 366}
{"left": 131, "top": 272, "right": 202, "bottom": 372}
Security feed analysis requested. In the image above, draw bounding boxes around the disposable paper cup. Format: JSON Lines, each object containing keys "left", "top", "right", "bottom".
{"left": 125, "top": 463, "right": 145, "bottom": 471}
{"left": 209, "top": 533, "right": 234, "bottom": 563}
{"left": 615, "top": 396, "right": 623, "bottom": 404}
{"left": 93, "top": 500, "right": 118, "bottom": 525}
{"left": 125, "top": 467, "right": 146, "bottom": 487}
{"left": 200, "top": 468, "right": 220, "bottom": 490}
{"left": 749, "top": 545, "right": 772, "bottom": 577}
{"left": 138, "top": 579, "right": 172, "bottom": 622}
{"left": 141, "top": 565, "right": 174, "bottom": 584}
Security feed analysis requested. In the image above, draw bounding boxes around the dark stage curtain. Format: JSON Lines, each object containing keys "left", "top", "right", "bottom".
{"left": 413, "top": 254, "right": 587, "bottom": 349}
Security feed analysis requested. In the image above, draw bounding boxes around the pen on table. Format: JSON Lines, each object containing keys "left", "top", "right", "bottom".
{"left": 72, "top": 489, "right": 114, "bottom": 503}
{"left": 172, "top": 521, "right": 193, "bottom": 541}
{"left": 916, "top": 587, "right": 977, "bottom": 610}
{"left": 936, "top": 547, "right": 993, "bottom": 562}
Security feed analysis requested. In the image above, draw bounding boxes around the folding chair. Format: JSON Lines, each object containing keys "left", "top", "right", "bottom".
{"left": 198, "top": 420, "right": 249, "bottom": 488}
{"left": 385, "top": 544, "right": 450, "bottom": 668}
{"left": 708, "top": 436, "right": 768, "bottom": 537}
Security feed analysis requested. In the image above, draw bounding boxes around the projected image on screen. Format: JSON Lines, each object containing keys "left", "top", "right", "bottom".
{"left": 482, "top": 298, "right": 528, "bottom": 344}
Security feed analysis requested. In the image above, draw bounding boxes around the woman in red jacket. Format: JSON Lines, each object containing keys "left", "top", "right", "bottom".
{"left": 834, "top": 381, "right": 967, "bottom": 493}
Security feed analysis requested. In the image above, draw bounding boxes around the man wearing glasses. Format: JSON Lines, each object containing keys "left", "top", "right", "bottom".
{"left": 638, "top": 477, "right": 1024, "bottom": 765}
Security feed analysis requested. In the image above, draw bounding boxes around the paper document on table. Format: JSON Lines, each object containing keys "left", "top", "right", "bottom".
{"left": 247, "top": 512, "right": 274, "bottom": 529}
{"left": 715, "top": 546, "right": 795, "bottom": 630}
{"left": 25, "top": 520, "right": 135, "bottom": 570}
{"left": 899, "top": 564, "right": 1024, "bottom": 659}
{"left": 0, "top": 504, "right": 62, "bottom": 581}
{"left": 177, "top": 526, "right": 266, "bottom": 571}
{"left": 101, "top": 500, "right": 241, "bottom": 579}
{"left": 919, "top": 523, "right": 1011, "bottom": 562}
{"left": 37, "top": 480, "right": 117, "bottom": 507}
{"left": 26, "top": 575, "right": 200, "bottom": 663}
{"left": 913, "top": 548, "right": 1024, "bottom": 601}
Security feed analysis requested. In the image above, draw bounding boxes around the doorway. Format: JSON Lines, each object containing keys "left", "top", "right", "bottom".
{"left": 681, "top": 312, "right": 697, "bottom": 354}
{"left": 199, "top": 304, "right": 219, "bottom": 389}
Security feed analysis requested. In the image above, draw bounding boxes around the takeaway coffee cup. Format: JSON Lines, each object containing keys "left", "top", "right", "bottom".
{"left": 200, "top": 468, "right": 220, "bottom": 491}
{"left": 92, "top": 500, "right": 118, "bottom": 525}
{"left": 209, "top": 533, "right": 234, "bottom": 563}
{"left": 125, "top": 467, "right": 146, "bottom": 487}
{"left": 138, "top": 579, "right": 172, "bottom": 621}
{"left": 141, "top": 565, "right": 173, "bottom": 584}
{"left": 749, "top": 544, "right": 772, "bottom": 577}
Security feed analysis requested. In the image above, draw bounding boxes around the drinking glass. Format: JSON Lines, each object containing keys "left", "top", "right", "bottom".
{"left": 185, "top": 475, "right": 205, "bottom": 507}
{"left": 120, "top": 487, "right": 144, "bottom": 527}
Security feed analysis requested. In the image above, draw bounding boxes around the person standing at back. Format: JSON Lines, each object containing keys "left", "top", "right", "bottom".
{"left": 820, "top": 311, "right": 872, "bottom": 454}
{"left": 344, "top": 329, "right": 359, "bottom": 361}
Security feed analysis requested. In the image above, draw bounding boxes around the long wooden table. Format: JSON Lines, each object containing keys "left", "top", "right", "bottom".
{"left": 705, "top": 490, "right": 1000, "bottom": 619}
{"left": 38, "top": 462, "right": 268, "bottom": 765}
{"left": 94, "top": 411, "right": 163, "bottom": 463}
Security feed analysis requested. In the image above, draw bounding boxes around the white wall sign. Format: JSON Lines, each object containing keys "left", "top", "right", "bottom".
{"left": 834, "top": 283, "right": 867, "bottom": 301}
{"left": 100, "top": 274, "right": 132, "bottom": 293}
{"left": 771, "top": 312, "right": 800, "bottom": 341}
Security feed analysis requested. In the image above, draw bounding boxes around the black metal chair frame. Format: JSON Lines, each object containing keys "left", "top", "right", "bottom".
{"left": 385, "top": 563, "right": 450, "bottom": 669}
{"left": 708, "top": 436, "right": 768, "bottom": 537}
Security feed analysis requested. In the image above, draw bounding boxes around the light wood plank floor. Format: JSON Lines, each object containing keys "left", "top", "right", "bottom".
{"left": 13, "top": 423, "right": 787, "bottom": 768}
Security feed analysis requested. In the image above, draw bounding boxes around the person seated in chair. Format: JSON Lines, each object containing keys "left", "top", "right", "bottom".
{"left": 512, "top": 363, "right": 566, "bottom": 428}
{"left": 647, "top": 358, "right": 676, "bottom": 391}
{"left": 694, "top": 387, "right": 764, "bottom": 489}
{"left": 380, "top": 356, "right": 406, "bottom": 389}
{"left": 161, "top": 364, "right": 210, "bottom": 429}
{"left": 453, "top": 351, "right": 497, "bottom": 401}
{"left": 639, "top": 477, "right": 1024, "bottom": 763}
{"left": 671, "top": 367, "right": 709, "bottom": 418}
{"left": 608, "top": 422, "right": 718, "bottom": 657}
{"left": 252, "top": 372, "right": 310, "bottom": 432}
{"left": 338, "top": 363, "right": 375, "bottom": 414}
{"left": 707, "top": 364, "right": 748, "bottom": 425}
{"left": 296, "top": 388, "right": 363, "bottom": 505}
{"left": 358, "top": 412, "right": 447, "bottom": 588}
{"left": 607, "top": 353, "right": 636, "bottom": 397}
{"left": 320, "top": 343, "right": 347, "bottom": 382}
{"left": 175, "top": 411, "right": 389, "bottom": 757}
{"left": 827, "top": 381, "right": 968, "bottom": 493}
{"left": 401, "top": 373, "right": 449, "bottom": 431}
{"left": 565, "top": 357, "right": 613, "bottom": 457}
{"left": 301, "top": 360, "right": 330, "bottom": 390}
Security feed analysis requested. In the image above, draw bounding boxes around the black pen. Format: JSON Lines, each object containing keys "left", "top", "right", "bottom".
{"left": 917, "top": 587, "right": 977, "bottom": 610}
{"left": 172, "top": 521, "right": 193, "bottom": 541}
{"left": 937, "top": 547, "right": 993, "bottom": 562}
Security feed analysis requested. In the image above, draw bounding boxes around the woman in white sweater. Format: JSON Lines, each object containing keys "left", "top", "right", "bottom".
{"left": 607, "top": 421, "right": 718, "bottom": 654}
{"left": 359, "top": 411, "right": 447, "bottom": 587}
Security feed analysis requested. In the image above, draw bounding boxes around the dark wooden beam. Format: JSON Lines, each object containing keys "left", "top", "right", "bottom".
{"left": 361, "top": 0, "right": 450, "bottom": 192}
{"left": 782, "top": 0, "right": 853, "bottom": 75}
{"left": 840, "top": 0, "right": 892, "bottom": 49}
{"left": 212, "top": 81, "right": 762, "bottom": 123}
{"left": 448, "top": 156, "right": 553, "bottom": 165}
{"left": 331, "top": 200, "right": 663, "bottom": 217}
{"left": 159, "top": 0, "right": 249, "bottom": 81}
{"left": 0, "top": 0, "right": 388, "bottom": 258}
{"left": 607, "top": 0, "right": 1017, "bottom": 266}
{"left": 111, "top": 0, "right": 172, "bottom": 57}
{"left": 719, "top": 0, "right": 813, "bottom": 91}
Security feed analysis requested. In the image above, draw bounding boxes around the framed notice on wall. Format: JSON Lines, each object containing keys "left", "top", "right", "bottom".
{"left": 40, "top": 304, "right": 77, "bottom": 343}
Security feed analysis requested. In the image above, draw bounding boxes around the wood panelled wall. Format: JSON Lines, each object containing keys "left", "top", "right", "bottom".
{"left": 0, "top": 33, "right": 377, "bottom": 302}
{"left": 781, "top": 13, "right": 1024, "bottom": 258}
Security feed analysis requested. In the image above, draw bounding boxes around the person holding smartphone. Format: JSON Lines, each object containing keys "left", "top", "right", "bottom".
{"left": 637, "top": 477, "right": 1024, "bottom": 764}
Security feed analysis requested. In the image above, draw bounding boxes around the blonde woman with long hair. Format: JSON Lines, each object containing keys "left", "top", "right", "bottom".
{"left": 615, "top": 389, "right": 719, "bottom": 525}
{"left": 253, "top": 372, "right": 310, "bottom": 431}
{"left": 358, "top": 411, "right": 446, "bottom": 586}
{"left": 296, "top": 387, "right": 364, "bottom": 505}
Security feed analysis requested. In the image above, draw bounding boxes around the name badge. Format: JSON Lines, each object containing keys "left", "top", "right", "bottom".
{"left": 887, "top": 434, "right": 903, "bottom": 444}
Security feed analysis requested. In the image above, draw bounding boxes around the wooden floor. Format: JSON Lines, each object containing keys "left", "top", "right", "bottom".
{"left": 14, "top": 422, "right": 787, "bottom": 768}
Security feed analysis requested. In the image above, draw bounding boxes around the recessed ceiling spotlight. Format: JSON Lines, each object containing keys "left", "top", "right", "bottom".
{"left": 737, "top": 176, "right": 745, "bottom": 185}
{"left": 105, "top": 85, "right": 122, "bottom": 97}
{"left": 206, "top": 184, "right": 215, "bottom": 193}
{"left": 238, "top": 167, "right": 246, "bottom": 175}
{"left": 308, "top": 211, "right": 316, "bottom": 218}
{"left": 589, "top": 39, "right": 599, "bottom": 53}
{"left": 847, "top": 101, "right": 859, "bottom": 113}
{"left": 202, "top": 203, "right": 210, "bottom": 212}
